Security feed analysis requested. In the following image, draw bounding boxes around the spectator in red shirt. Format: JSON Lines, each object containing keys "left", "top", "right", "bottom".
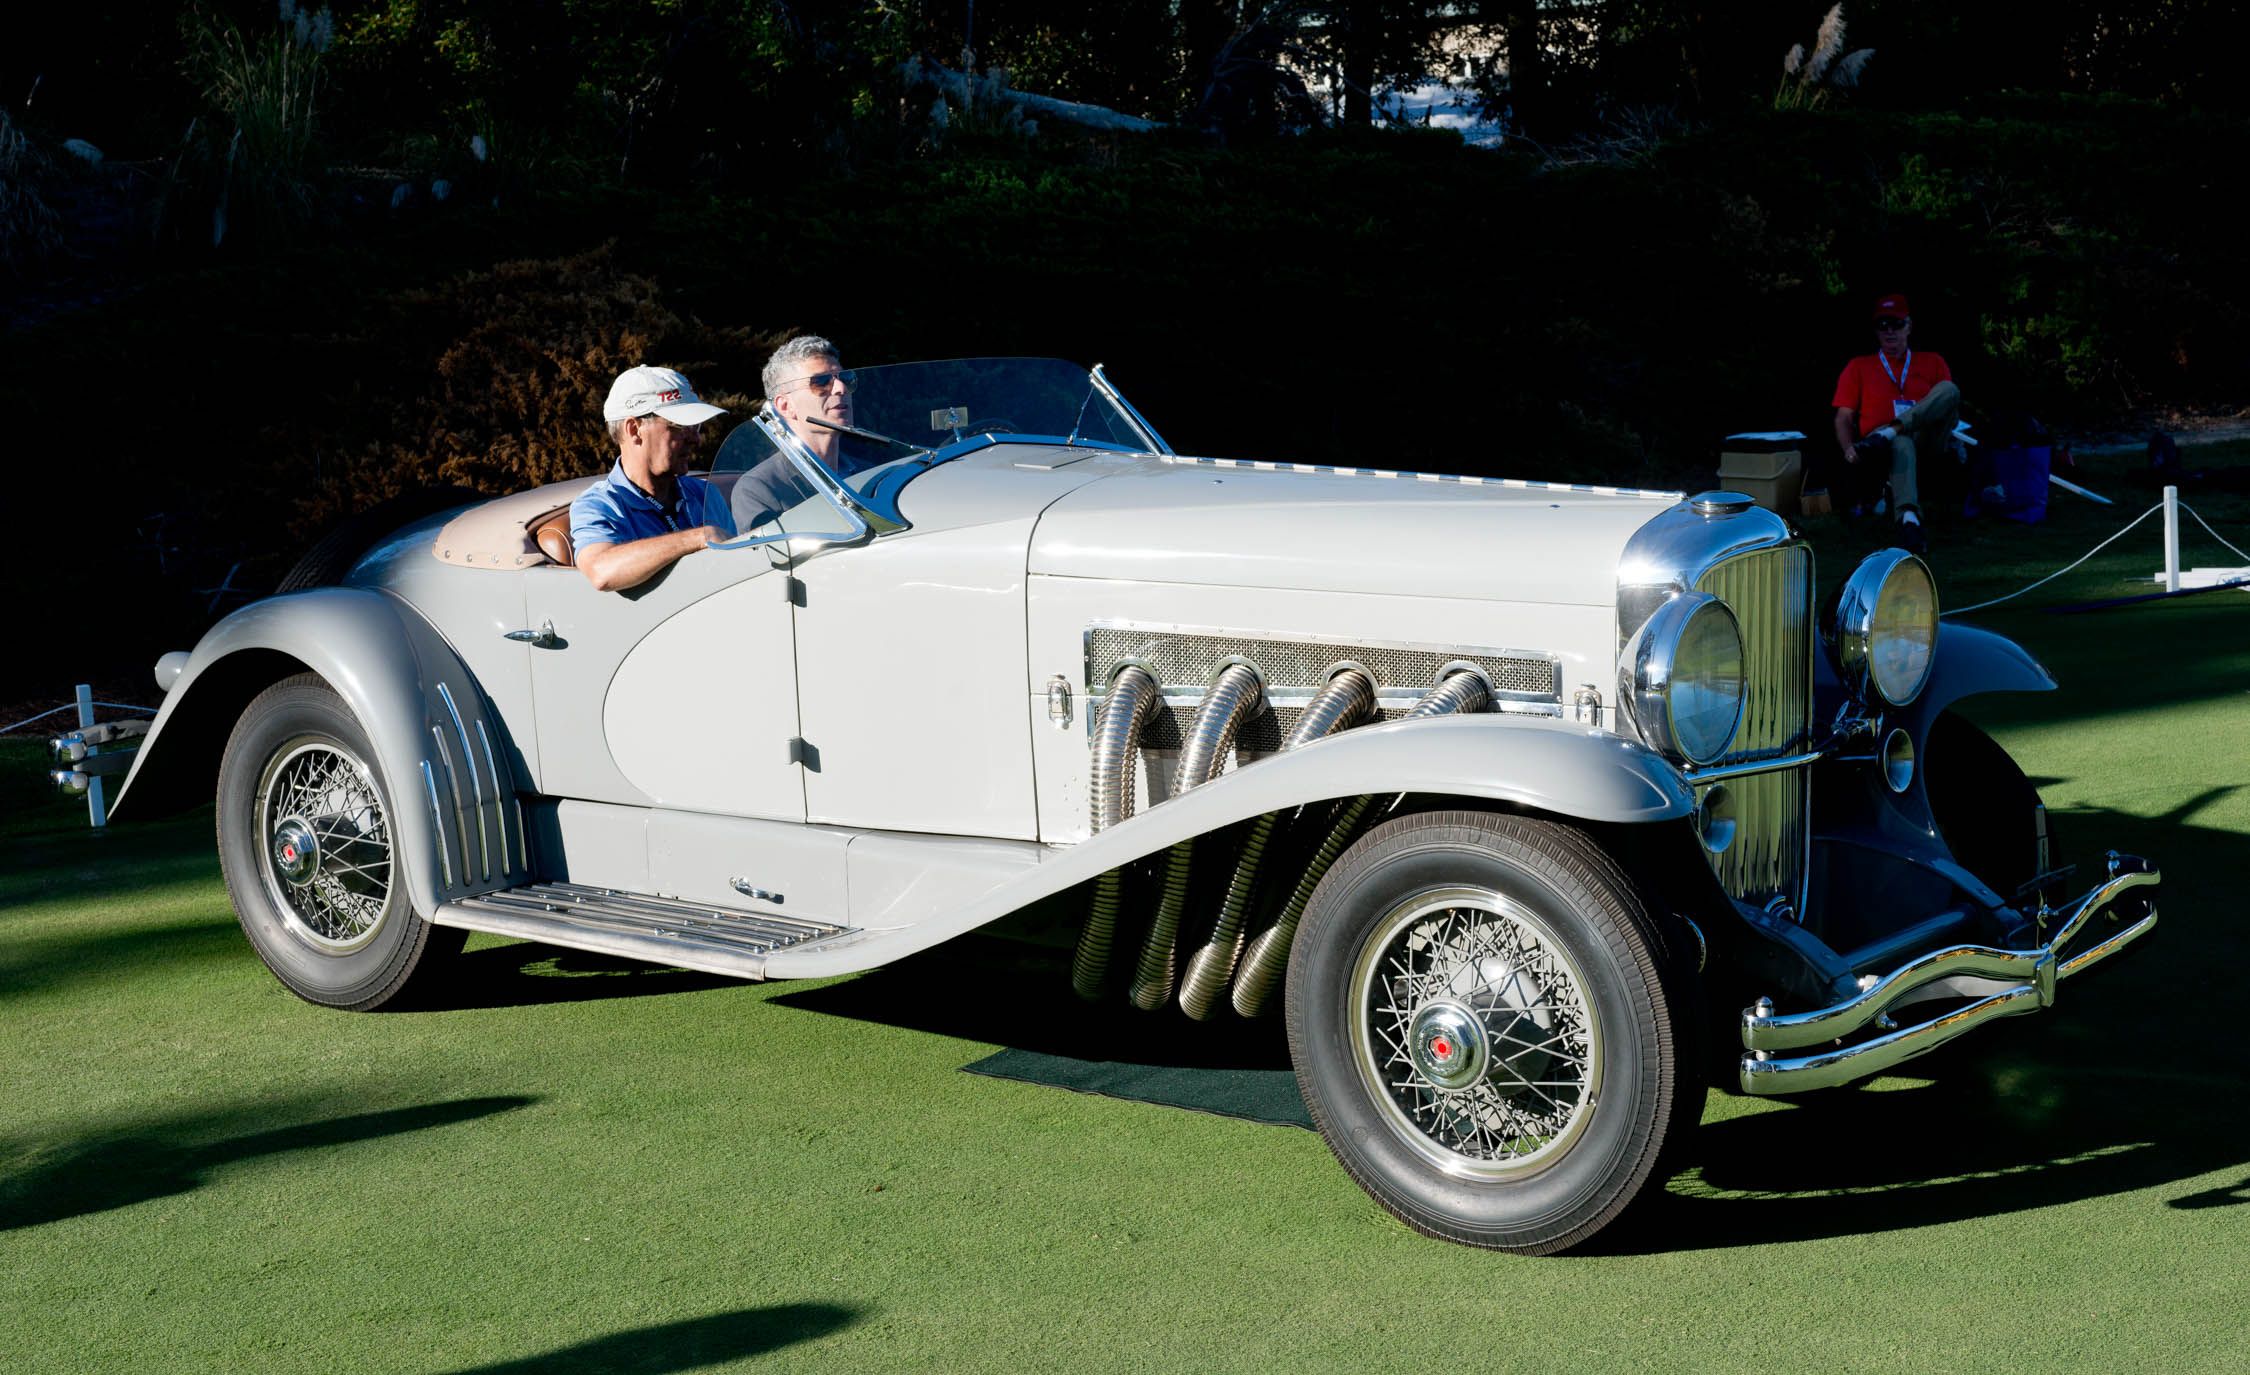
{"left": 1832, "top": 292, "right": 1960, "bottom": 553}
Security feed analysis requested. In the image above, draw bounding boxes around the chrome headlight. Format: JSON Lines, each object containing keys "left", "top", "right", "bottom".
{"left": 1833, "top": 550, "right": 1939, "bottom": 707}
{"left": 1625, "top": 591, "right": 1745, "bottom": 766}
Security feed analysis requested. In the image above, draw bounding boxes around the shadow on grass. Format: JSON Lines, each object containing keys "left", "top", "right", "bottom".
{"left": 0, "top": 913, "right": 244, "bottom": 1001}
{"left": 773, "top": 934, "right": 1294, "bottom": 1073}
{"left": 0, "top": 1095, "right": 536, "bottom": 1232}
{"left": 1593, "top": 797, "right": 2250, "bottom": 1254}
{"left": 1943, "top": 564, "right": 2250, "bottom": 732}
{"left": 414, "top": 943, "right": 742, "bottom": 1012}
{"left": 0, "top": 808, "right": 219, "bottom": 910}
{"left": 435, "top": 1303, "right": 863, "bottom": 1374}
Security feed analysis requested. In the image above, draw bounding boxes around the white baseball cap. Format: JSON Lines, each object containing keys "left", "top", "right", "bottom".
{"left": 603, "top": 365, "right": 727, "bottom": 425}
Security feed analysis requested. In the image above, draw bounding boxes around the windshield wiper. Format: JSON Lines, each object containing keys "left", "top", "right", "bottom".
{"left": 803, "top": 415, "right": 927, "bottom": 454}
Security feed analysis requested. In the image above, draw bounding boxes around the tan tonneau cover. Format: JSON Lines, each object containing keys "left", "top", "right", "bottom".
{"left": 431, "top": 478, "right": 594, "bottom": 570}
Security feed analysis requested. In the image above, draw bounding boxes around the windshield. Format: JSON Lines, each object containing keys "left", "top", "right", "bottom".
{"left": 709, "top": 357, "right": 1162, "bottom": 534}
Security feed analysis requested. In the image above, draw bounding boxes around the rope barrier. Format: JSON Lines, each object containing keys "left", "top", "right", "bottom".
{"left": 1943, "top": 503, "right": 2163, "bottom": 618}
{"left": 1943, "top": 495, "right": 2250, "bottom": 619}
{"left": 2182, "top": 500, "right": 2250, "bottom": 565}
{"left": 1, "top": 701, "right": 160, "bottom": 735}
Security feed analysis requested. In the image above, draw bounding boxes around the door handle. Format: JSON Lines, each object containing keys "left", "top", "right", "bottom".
{"left": 504, "top": 621, "right": 560, "bottom": 648}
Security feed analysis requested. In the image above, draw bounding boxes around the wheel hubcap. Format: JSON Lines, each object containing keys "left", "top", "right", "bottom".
{"left": 1350, "top": 885, "right": 1601, "bottom": 1181}
{"left": 1408, "top": 1002, "right": 1489, "bottom": 1090}
{"left": 255, "top": 740, "right": 393, "bottom": 953}
{"left": 271, "top": 818, "right": 320, "bottom": 886}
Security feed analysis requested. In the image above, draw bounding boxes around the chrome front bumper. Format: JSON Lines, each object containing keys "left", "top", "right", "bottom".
{"left": 1739, "top": 854, "right": 2160, "bottom": 1094}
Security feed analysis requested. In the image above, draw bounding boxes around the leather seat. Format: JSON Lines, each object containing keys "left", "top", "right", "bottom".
{"left": 529, "top": 507, "right": 575, "bottom": 566}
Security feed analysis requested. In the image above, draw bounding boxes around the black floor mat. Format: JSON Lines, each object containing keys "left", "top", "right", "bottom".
{"left": 962, "top": 1048, "right": 1312, "bottom": 1129}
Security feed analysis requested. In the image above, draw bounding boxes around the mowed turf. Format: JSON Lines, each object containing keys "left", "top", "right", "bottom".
{"left": 3, "top": 449, "right": 2246, "bottom": 1373}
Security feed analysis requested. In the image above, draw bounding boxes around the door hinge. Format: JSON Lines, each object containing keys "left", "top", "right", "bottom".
{"left": 786, "top": 736, "right": 808, "bottom": 766}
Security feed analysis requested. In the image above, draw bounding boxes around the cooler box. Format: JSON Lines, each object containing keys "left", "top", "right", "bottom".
{"left": 1717, "top": 432, "right": 1806, "bottom": 516}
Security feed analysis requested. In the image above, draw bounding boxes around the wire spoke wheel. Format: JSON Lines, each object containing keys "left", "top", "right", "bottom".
{"left": 1353, "top": 886, "right": 1601, "bottom": 1180}
{"left": 1287, "top": 809, "right": 1689, "bottom": 1254}
{"left": 256, "top": 739, "right": 393, "bottom": 952}
{"left": 218, "top": 673, "right": 462, "bottom": 1010}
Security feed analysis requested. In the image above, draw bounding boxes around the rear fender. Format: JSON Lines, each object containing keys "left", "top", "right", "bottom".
{"left": 114, "top": 588, "right": 530, "bottom": 914}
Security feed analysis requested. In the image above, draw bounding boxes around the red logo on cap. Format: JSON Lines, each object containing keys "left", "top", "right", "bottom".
{"left": 658, "top": 389, "right": 681, "bottom": 403}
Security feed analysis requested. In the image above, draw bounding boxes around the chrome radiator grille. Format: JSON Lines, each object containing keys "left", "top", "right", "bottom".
{"left": 1695, "top": 545, "right": 1814, "bottom": 909}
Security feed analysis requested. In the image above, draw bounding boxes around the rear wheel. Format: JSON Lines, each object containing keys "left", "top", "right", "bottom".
{"left": 216, "top": 674, "right": 463, "bottom": 1009}
{"left": 1286, "top": 810, "right": 1689, "bottom": 1253}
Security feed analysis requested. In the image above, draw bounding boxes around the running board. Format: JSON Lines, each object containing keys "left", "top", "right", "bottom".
{"left": 432, "top": 882, "right": 851, "bottom": 981}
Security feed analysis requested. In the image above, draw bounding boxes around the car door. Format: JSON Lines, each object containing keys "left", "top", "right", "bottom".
{"left": 522, "top": 541, "right": 804, "bottom": 821}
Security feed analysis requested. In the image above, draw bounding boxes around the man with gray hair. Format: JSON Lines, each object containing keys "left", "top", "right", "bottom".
{"left": 570, "top": 365, "right": 736, "bottom": 591}
{"left": 734, "top": 335, "right": 886, "bottom": 532}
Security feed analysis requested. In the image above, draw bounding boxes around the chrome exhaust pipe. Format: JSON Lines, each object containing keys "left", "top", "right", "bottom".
{"left": 1230, "top": 668, "right": 1489, "bottom": 1017}
{"left": 1180, "top": 666, "right": 1374, "bottom": 1020}
{"left": 1130, "top": 663, "right": 1263, "bottom": 1011}
{"left": 1072, "top": 665, "right": 1161, "bottom": 1000}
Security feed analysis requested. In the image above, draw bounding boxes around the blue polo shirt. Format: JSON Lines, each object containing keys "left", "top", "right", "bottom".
{"left": 568, "top": 461, "right": 737, "bottom": 552}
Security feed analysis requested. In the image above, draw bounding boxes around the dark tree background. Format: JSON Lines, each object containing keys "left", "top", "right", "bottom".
{"left": 1, "top": 1, "right": 2242, "bottom": 701}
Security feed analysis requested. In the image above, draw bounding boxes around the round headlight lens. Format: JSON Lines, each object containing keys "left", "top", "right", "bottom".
{"left": 1628, "top": 592, "right": 1745, "bottom": 766}
{"left": 1670, "top": 598, "right": 1746, "bottom": 762}
{"left": 1835, "top": 551, "right": 1939, "bottom": 707}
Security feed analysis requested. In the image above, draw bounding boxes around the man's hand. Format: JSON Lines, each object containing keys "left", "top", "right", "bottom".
{"left": 576, "top": 525, "right": 723, "bottom": 592}
{"left": 1834, "top": 406, "right": 1862, "bottom": 464}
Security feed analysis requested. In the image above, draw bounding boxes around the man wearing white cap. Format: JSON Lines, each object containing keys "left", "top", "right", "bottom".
{"left": 570, "top": 365, "right": 736, "bottom": 591}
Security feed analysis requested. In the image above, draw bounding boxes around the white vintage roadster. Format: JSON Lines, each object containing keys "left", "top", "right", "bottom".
{"left": 113, "top": 356, "right": 2160, "bottom": 1253}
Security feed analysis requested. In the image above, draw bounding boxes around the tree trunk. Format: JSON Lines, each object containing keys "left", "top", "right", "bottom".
{"left": 1498, "top": 0, "right": 1542, "bottom": 137}
{"left": 1340, "top": 1, "right": 1377, "bottom": 126}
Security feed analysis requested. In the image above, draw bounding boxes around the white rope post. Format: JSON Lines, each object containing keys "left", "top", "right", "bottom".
{"left": 2163, "top": 485, "right": 2181, "bottom": 593}
{"left": 76, "top": 684, "right": 108, "bottom": 829}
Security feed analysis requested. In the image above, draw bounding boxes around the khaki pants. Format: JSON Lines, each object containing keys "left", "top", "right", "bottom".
{"left": 1881, "top": 379, "right": 1960, "bottom": 514}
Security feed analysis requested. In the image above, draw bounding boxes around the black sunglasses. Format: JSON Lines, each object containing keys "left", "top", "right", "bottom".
{"left": 1874, "top": 317, "right": 1909, "bottom": 331}
{"left": 795, "top": 369, "right": 856, "bottom": 394}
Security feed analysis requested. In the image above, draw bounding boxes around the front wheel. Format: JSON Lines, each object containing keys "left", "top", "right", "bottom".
{"left": 216, "top": 674, "right": 463, "bottom": 1009}
{"left": 1285, "top": 810, "right": 1690, "bottom": 1253}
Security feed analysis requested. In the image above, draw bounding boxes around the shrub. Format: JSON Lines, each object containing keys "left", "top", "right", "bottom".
{"left": 0, "top": 111, "right": 64, "bottom": 277}
{"left": 159, "top": 1, "right": 332, "bottom": 249}
{"left": 290, "top": 243, "right": 790, "bottom": 531}
{"left": 1774, "top": 4, "right": 1874, "bottom": 112}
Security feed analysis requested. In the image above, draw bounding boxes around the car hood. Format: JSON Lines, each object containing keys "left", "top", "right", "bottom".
{"left": 1026, "top": 456, "right": 1678, "bottom": 606}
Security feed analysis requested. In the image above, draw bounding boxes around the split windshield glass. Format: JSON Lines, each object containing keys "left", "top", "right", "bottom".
{"left": 709, "top": 357, "right": 1158, "bottom": 534}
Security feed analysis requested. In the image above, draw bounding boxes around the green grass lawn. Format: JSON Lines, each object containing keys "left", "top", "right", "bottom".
{"left": 3, "top": 449, "right": 2246, "bottom": 1373}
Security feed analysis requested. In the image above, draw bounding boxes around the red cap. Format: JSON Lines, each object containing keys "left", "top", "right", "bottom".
{"left": 1871, "top": 293, "right": 1910, "bottom": 320}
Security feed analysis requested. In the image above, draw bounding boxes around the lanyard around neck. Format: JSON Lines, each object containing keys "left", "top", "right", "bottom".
{"left": 1878, "top": 348, "right": 1911, "bottom": 394}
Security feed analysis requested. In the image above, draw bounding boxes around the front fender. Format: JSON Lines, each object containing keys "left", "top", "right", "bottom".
{"left": 114, "top": 588, "right": 529, "bottom": 915}
{"left": 1909, "top": 621, "right": 2057, "bottom": 730}
{"left": 766, "top": 713, "right": 1693, "bottom": 977}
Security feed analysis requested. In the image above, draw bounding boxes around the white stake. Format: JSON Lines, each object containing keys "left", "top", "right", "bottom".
{"left": 2163, "top": 485, "right": 2181, "bottom": 593}
{"left": 2048, "top": 472, "right": 2114, "bottom": 505}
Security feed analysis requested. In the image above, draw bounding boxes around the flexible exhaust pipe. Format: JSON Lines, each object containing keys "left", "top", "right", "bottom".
{"left": 1230, "top": 667, "right": 1491, "bottom": 1017}
{"left": 1072, "top": 665, "right": 1161, "bottom": 1000}
{"left": 1129, "top": 662, "right": 1264, "bottom": 1010}
{"left": 1179, "top": 666, "right": 1375, "bottom": 1020}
